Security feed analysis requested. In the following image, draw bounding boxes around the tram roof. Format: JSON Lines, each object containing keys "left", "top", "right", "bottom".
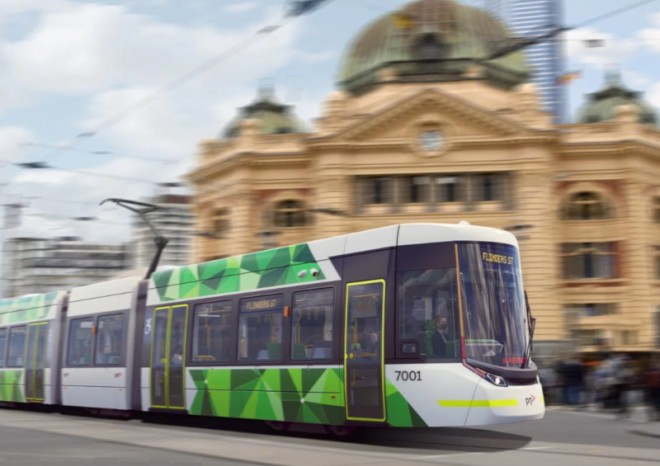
{"left": 146, "top": 222, "right": 518, "bottom": 305}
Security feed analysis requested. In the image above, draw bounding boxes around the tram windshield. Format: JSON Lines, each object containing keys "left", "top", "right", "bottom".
{"left": 458, "top": 242, "right": 528, "bottom": 368}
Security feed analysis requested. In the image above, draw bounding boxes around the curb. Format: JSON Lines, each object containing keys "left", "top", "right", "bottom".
{"left": 628, "top": 428, "right": 660, "bottom": 439}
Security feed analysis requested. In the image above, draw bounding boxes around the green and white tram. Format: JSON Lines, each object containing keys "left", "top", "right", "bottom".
{"left": 0, "top": 223, "right": 543, "bottom": 431}
{"left": 141, "top": 223, "right": 544, "bottom": 429}
{"left": 0, "top": 291, "right": 67, "bottom": 406}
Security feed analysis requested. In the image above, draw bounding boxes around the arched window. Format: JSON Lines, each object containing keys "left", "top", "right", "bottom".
{"left": 563, "top": 191, "right": 611, "bottom": 220}
{"left": 273, "top": 200, "right": 308, "bottom": 228}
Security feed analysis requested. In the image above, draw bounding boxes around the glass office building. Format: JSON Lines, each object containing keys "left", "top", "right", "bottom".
{"left": 488, "top": 0, "right": 566, "bottom": 122}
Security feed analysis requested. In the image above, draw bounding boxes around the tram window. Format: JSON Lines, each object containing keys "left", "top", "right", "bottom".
{"left": 291, "top": 288, "right": 334, "bottom": 360}
{"left": 0, "top": 328, "right": 7, "bottom": 367}
{"left": 67, "top": 318, "right": 94, "bottom": 366}
{"left": 192, "top": 300, "right": 232, "bottom": 363}
{"left": 397, "top": 268, "right": 459, "bottom": 359}
{"left": 6, "top": 326, "right": 26, "bottom": 367}
{"left": 94, "top": 314, "right": 125, "bottom": 366}
{"left": 237, "top": 295, "right": 283, "bottom": 362}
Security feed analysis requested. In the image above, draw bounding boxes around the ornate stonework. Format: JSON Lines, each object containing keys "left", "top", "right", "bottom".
{"left": 187, "top": 2, "right": 660, "bottom": 357}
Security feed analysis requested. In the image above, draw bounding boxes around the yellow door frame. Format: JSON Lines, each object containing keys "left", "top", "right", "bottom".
{"left": 25, "top": 321, "right": 48, "bottom": 403}
{"left": 343, "top": 279, "right": 386, "bottom": 422}
{"left": 149, "top": 305, "right": 188, "bottom": 410}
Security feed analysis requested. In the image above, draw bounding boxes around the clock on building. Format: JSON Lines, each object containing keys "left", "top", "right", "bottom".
{"left": 418, "top": 129, "right": 443, "bottom": 152}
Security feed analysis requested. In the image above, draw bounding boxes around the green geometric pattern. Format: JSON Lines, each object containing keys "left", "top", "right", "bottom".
{"left": 189, "top": 367, "right": 344, "bottom": 425}
{"left": 0, "top": 370, "right": 24, "bottom": 403}
{"left": 0, "top": 292, "right": 58, "bottom": 325}
{"left": 384, "top": 379, "right": 427, "bottom": 427}
{"left": 152, "top": 243, "right": 327, "bottom": 303}
{"left": 188, "top": 367, "right": 426, "bottom": 427}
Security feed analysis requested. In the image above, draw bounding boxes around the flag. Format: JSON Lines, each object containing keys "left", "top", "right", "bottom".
{"left": 556, "top": 71, "right": 582, "bottom": 85}
{"left": 392, "top": 13, "right": 414, "bottom": 29}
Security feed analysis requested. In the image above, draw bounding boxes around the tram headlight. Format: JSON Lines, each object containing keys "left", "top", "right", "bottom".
{"left": 485, "top": 372, "right": 508, "bottom": 387}
{"left": 463, "top": 362, "right": 509, "bottom": 387}
{"left": 466, "top": 362, "right": 509, "bottom": 387}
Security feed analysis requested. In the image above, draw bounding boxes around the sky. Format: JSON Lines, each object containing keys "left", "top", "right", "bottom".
{"left": 0, "top": 0, "right": 659, "bottom": 248}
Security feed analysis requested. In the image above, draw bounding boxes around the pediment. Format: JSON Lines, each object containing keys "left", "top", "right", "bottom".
{"left": 331, "top": 88, "right": 530, "bottom": 144}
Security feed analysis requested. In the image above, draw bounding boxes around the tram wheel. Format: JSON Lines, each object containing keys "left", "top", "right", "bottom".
{"left": 325, "top": 424, "right": 356, "bottom": 437}
{"left": 265, "top": 420, "right": 290, "bottom": 433}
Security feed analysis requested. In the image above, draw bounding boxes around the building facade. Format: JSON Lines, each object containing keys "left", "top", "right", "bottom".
{"left": 187, "top": 0, "right": 660, "bottom": 357}
{"left": 3, "top": 236, "right": 131, "bottom": 297}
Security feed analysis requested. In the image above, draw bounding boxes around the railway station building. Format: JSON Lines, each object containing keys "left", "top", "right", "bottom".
{"left": 187, "top": 0, "right": 660, "bottom": 359}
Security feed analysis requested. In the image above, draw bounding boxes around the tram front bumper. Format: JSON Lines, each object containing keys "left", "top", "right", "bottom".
{"left": 463, "top": 379, "right": 545, "bottom": 426}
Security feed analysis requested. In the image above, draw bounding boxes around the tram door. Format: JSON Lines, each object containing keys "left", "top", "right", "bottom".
{"left": 150, "top": 305, "right": 188, "bottom": 410}
{"left": 25, "top": 322, "right": 49, "bottom": 403}
{"left": 344, "top": 280, "right": 386, "bottom": 422}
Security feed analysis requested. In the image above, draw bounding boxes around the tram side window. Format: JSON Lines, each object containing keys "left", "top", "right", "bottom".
{"left": 397, "top": 268, "right": 459, "bottom": 359}
{"left": 0, "top": 328, "right": 7, "bottom": 367}
{"left": 94, "top": 314, "right": 125, "bottom": 366}
{"left": 67, "top": 318, "right": 94, "bottom": 366}
{"left": 192, "top": 300, "right": 232, "bottom": 363}
{"left": 291, "top": 288, "right": 334, "bottom": 360}
{"left": 6, "top": 326, "right": 26, "bottom": 367}
{"left": 238, "top": 295, "right": 283, "bottom": 362}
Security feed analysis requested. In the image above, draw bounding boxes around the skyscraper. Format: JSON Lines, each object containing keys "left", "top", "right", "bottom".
{"left": 488, "top": 0, "right": 566, "bottom": 122}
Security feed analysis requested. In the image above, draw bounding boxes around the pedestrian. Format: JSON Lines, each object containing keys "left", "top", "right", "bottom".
{"left": 643, "top": 360, "right": 660, "bottom": 422}
{"left": 539, "top": 365, "right": 558, "bottom": 405}
{"left": 558, "top": 354, "right": 585, "bottom": 406}
{"left": 613, "top": 355, "right": 635, "bottom": 419}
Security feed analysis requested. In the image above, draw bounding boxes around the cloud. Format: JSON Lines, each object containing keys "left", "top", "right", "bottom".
{"left": 649, "top": 82, "right": 660, "bottom": 109}
{"left": 0, "top": 0, "right": 72, "bottom": 18}
{"left": 223, "top": 2, "right": 258, "bottom": 14}
{"left": 637, "top": 12, "right": 660, "bottom": 53}
{"left": 295, "top": 49, "right": 337, "bottom": 64}
{"left": 564, "top": 28, "right": 637, "bottom": 69}
{"left": 0, "top": 126, "right": 33, "bottom": 164}
{"left": 8, "top": 157, "right": 157, "bottom": 241}
{"left": 0, "top": 0, "right": 327, "bottom": 265}
{"left": 0, "top": 2, "right": 300, "bottom": 97}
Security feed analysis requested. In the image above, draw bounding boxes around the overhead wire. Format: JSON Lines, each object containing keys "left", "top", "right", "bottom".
{"left": 3, "top": 0, "right": 655, "bottom": 221}
{"left": 19, "top": 142, "right": 177, "bottom": 164}
{"left": 1, "top": 1, "right": 336, "bottom": 215}
{"left": 573, "top": 0, "right": 658, "bottom": 28}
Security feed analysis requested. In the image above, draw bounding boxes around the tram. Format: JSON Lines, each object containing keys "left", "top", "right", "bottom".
{"left": 0, "top": 223, "right": 544, "bottom": 431}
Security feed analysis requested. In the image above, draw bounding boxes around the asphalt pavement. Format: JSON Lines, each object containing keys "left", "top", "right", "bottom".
{"left": 548, "top": 403, "right": 660, "bottom": 439}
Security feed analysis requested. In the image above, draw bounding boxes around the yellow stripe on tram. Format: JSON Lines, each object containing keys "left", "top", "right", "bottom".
{"left": 438, "top": 399, "right": 519, "bottom": 408}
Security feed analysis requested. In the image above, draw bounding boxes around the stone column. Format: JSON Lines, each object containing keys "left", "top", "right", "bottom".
{"left": 623, "top": 175, "right": 653, "bottom": 349}
{"left": 515, "top": 169, "right": 564, "bottom": 346}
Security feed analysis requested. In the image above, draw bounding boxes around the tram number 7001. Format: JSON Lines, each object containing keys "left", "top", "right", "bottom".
{"left": 394, "top": 370, "right": 422, "bottom": 382}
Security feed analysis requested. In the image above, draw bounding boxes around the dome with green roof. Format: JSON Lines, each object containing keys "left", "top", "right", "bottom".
{"left": 222, "top": 88, "right": 307, "bottom": 139}
{"left": 577, "top": 71, "right": 657, "bottom": 126}
{"left": 337, "top": 0, "right": 529, "bottom": 94}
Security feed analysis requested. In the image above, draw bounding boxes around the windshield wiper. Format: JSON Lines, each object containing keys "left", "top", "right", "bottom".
{"left": 521, "top": 290, "right": 536, "bottom": 369}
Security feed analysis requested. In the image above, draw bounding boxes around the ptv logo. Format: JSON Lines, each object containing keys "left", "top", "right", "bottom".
{"left": 525, "top": 394, "right": 536, "bottom": 406}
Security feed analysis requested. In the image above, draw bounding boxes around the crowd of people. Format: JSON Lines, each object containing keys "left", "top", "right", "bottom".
{"left": 538, "top": 354, "right": 660, "bottom": 422}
